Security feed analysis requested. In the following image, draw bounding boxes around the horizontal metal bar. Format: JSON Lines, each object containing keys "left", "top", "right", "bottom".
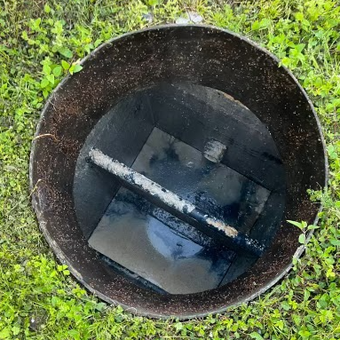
{"left": 89, "top": 148, "right": 265, "bottom": 256}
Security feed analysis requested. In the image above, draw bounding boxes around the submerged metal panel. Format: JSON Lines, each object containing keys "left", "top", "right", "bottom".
{"left": 88, "top": 128, "right": 272, "bottom": 293}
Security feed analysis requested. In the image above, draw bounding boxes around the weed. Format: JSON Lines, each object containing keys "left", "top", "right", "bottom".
{"left": 0, "top": 0, "right": 339, "bottom": 339}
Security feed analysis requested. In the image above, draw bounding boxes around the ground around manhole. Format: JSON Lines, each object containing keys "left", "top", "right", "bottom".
{"left": 1, "top": 1, "right": 339, "bottom": 339}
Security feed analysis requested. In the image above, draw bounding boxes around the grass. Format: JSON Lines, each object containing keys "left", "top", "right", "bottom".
{"left": 0, "top": 0, "right": 339, "bottom": 339}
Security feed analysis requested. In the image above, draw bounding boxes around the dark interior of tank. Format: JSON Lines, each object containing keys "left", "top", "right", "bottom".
{"left": 73, "top": 82, "right": 286, "bottom": 295}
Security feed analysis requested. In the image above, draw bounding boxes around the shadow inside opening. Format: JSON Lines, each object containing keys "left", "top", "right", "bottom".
{"left": 73, "top": 82, "right": 286, "bottom": 295}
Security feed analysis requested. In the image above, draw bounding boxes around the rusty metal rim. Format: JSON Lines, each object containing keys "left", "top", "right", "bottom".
{"left": 29, "top": 24, "right": 328, "bottom": 319}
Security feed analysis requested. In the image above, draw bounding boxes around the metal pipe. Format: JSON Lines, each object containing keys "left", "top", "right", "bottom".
{"left": 89, "top": 148, "right": 265, "bottom": 256}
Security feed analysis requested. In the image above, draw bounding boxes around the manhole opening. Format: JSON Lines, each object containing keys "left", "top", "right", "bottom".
{"left": 73, "top": 82, "right": 286, "bottom": 295}
{"left": 30, "top": 25, "right": 327, "bottom": 317}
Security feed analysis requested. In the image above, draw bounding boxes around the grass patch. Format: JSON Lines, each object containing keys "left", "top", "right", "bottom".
{"left": 0, "top": 0, "right": 339, "bottom": 339}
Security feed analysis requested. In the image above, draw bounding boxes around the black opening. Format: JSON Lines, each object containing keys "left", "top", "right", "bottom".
{"left": 73, "top": 83, "right": 286, "bottom": 294}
